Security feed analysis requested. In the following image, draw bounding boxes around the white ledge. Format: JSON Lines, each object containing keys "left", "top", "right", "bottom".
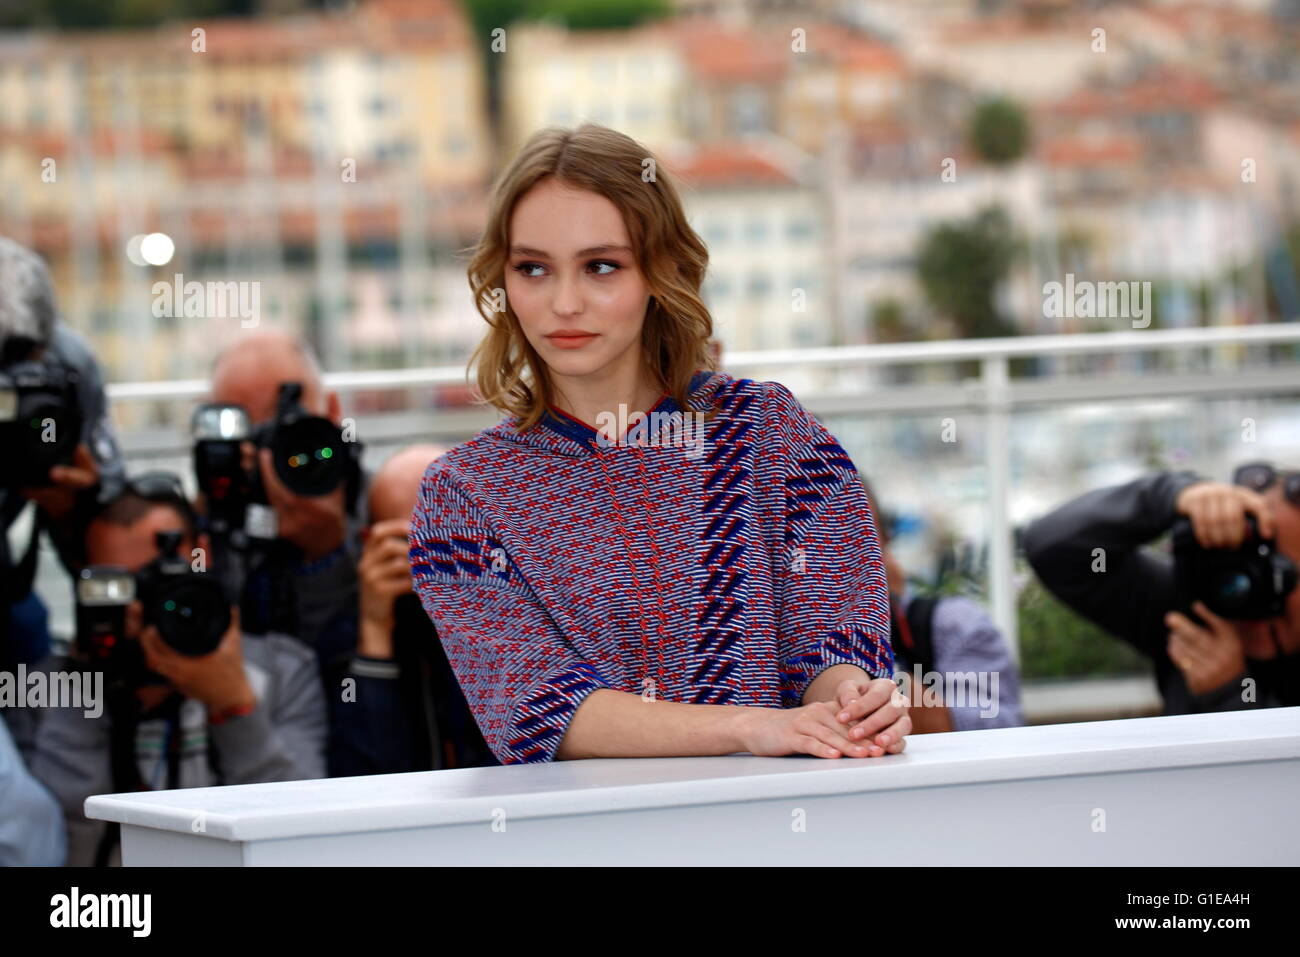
{"left": 85, "top": 708, "right": 1300, "bottom": 845}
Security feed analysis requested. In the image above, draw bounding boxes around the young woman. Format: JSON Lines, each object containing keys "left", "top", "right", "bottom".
{"left": 409, "top": 123, "right": 910, "bottom": 765}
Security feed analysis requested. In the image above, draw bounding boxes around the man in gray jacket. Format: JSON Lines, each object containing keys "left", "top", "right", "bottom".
{"left": 14, "top": 479, "right": 326, "bottom": 866}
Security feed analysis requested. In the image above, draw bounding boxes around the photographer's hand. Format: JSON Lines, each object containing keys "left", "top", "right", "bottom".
{"left": 18, "top": 443, "right": 98, "bottom": 521}
{"left": 258, "top": 446, "right": 347, "bottom": 561}
{"left": 1165, "top": 601, "right": 1247, "bottom": 696}
{"left": 1175, "top": 481, "right": 1274, "bottom": 548}
{"left": 139, "top": 610, "right": 257, "bottom": 716}
{"left": 357, "top": 518, "right": 414, "bottom": 659}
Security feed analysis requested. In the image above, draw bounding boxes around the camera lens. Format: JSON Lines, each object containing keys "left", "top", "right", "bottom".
{"left": 153, "top": 578, "right": 229, "bottom": 656}
{"left": 1211, "top": 570, "right": 1253, "bottom": 614}
{"left": 272, "top": 417, "right": 345, "bottom": 496}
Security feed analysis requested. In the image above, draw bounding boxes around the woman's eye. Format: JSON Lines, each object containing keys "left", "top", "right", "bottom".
{"left": 511, "top": 261, "right": 621, "bottom": 279}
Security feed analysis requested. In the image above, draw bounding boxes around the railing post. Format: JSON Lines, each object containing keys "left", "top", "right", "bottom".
{"left": 983, "top": 355, "right": 1018, "bottom": 664}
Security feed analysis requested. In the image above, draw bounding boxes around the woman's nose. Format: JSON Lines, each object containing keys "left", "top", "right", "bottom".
{"left": 551, "top": 271, "right": 584, "bottom": 315}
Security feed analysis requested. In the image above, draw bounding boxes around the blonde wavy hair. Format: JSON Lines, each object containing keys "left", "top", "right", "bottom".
{"left": 461, "top": 123, "right": 718, "bottom": 433}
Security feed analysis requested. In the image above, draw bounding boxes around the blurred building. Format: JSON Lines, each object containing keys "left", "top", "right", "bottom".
{"left": 0, "top": 0, "right": 1297, "bottom": 398}
{"left": 0, "top": 0, "right": 493, "bottom": 395}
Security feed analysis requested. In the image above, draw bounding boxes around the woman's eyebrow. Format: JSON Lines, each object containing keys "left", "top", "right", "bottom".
{"left": 509, "top": 243, "right": 632, "bottom": 258}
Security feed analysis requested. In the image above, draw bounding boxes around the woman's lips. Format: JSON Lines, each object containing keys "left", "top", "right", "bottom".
{"left": 546, "top": 333, "right": 599, "bottom": 349}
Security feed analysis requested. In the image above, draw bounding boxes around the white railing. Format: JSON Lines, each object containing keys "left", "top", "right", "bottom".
{"left": 102, "top": 323, "right": 1300, "bottom": 658}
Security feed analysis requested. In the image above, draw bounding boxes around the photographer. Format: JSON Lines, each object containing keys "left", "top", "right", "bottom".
{"left": 1023, "top": 467, "right": 1300, "bottom": 714}
{"left": 862, "top": 478, "right": 1025, "bottom": 733}
{"left": 325, "top": 445, "right": 498, "bottom": 775}
{"left": 0, "top": 237, "right": 125, "bottom": 667}
{"left": 203, "top": 330, "right": 369, "bottom": 652}
{"left": 16, "top": 473, "right": 326, "bottom": 866}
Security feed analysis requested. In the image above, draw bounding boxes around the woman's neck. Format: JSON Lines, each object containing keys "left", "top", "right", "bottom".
{"left": 549, "top": 369, "right": 665, "bottom": 429}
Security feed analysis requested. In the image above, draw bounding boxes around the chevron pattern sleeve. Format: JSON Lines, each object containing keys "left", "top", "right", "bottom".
{"left": 408, "top": 462, "right": 611, "bottom": 764}
{"left": 767, "top": 382, "right": 894, "bottom": 707}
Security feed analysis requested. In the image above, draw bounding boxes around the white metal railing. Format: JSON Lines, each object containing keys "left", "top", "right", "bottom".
{"left": 101, "top": 323, "right": 1300, "bottom": 658}
{"left": 103, "top": 321, "right": 1300, "bottom": 402}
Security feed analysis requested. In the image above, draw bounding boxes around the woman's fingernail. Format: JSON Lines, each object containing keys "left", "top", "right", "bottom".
{"left": 879, "top": 734, "right": 890, "bottom": 746}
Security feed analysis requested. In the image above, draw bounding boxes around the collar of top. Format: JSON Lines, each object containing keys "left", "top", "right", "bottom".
{"left": 538, "top": 370, "right": 712, "bottom": 453}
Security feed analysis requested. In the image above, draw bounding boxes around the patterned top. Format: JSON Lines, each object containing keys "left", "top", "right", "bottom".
{"left": 408, "top": 370, "right": 892, "bottom": 764}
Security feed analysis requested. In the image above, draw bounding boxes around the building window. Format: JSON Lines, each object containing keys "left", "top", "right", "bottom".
{"left": 731, "top": 86, "right": 767, "bottom": 134}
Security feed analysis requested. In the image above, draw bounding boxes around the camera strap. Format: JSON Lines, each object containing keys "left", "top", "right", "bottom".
{"left": 890, "top": 593, "right": 937, "bottom": 677}
{"left": 94, "top": 684, "right": 147, "bottom": 867}
{"left": 343, "top": 440, "right": 365, "bottom": 517}
{"left": 0, "top": 507, "right": 42, "bottom": 607}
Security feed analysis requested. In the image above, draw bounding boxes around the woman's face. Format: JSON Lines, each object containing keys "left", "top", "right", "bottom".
{"left": 505, "top": 177, "right": 652, "bottom": 390}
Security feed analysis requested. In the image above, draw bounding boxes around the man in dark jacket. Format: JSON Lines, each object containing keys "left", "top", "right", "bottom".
{"left": 1023, "top": 469, "right": 1300, "bottom": 715}
{"left": 325, "top": 444, "right": 498, "bottom": 775}
{"left": 206, "top": 330, "right": 369, "bottom": 653}
{"left": 1, "top": 237, "right": 126, "bottom": 666}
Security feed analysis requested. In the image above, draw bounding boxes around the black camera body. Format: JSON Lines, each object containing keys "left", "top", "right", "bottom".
{"left": 136, "top": 529, "right": 232, "bottom": 656}
{"left": 192, "top": 402, "right": 255, "bottom": 528}
{"left": 76, "top": 530, "right": 233, "bottom": 685}
{"left": 74, "top": 566, "right": 146, "bottom": 686}
{"left": 1172, "top": 516, "right": 1298, "bottom": 620}
{"left": 192, "top": 381, "right": 361, "bottom": 539}
{"left": 0, "top": 345, "right": 83, "bottom": 488}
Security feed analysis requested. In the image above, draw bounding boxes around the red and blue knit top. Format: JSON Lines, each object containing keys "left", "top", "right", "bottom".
{"left": 408, "top": 370, "right": 893, "bottom": 764}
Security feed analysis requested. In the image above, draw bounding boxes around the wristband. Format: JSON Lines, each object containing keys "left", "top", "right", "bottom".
{"left": 208, "top": 700, "right": 257, "bottom": 725}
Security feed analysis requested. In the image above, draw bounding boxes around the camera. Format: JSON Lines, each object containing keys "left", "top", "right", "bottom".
{"left": 192, "top": 381, "right": 356, "bottom": 522}
{"left": 192, "top": 402, "right": 254, "bottom": 525}
{"left": 74, "top": 567, "right": 145, "bottom": 685}
{"left": 0, "top": 339, "right": 83, "bottom": 488}
{"left": 76, "top": 529, "right": 232, "bottom": 677}
{"left": 254, "top": 381, "right": 350, "bottom": 497}
{"left": 190, "top": 382, "right": 361, "bottom": 637}
{"left": 1172, "top": 515, "right": 1298, "bottom": 620}
{"left": 136, "top": 529, "right": 232, "bottom": 655}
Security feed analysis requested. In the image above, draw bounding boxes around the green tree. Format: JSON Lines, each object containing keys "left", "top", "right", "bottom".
{"left": 870, "top": 297, "right": 909, "bottom": 343}
{"left": 1, "top": 0, "right": 251, "bottom": 28}
{"left": 916, "top": 204, "right": 1022, "bottom": 339}
{"left": 539, "top": 0, "right": 669, "bottom": 30}
{"left": 968, "top": 96, "right": 1031, "bottom": 166}
{"left": 1017, "top": 577, "right": 1150, "bottom": 679}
